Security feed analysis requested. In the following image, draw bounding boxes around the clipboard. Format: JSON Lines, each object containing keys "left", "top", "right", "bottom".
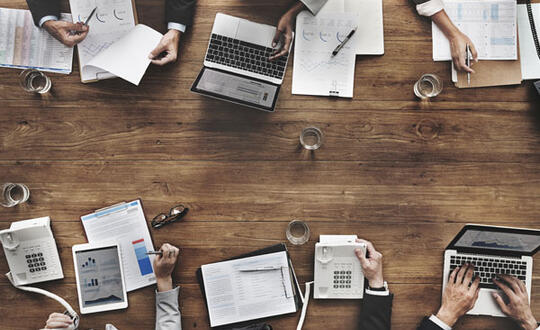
{"left": 70, "top": 0, "right": 139, "bottom": 83}
{"left": 454, "top": 40, "right": 523, "bottom": 88}
{"left": 196, "top": 243, "right": 303, "bottom": 329}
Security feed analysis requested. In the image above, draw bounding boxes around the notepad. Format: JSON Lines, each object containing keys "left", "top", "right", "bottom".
{"left": 201, "top": 251, "right": 297, "bottom": 327}
{"left": 518, "top": 3, "right": 540, "bottom": 80}
{"left": 432, "top": 0, "right": 517, "bottom": 61}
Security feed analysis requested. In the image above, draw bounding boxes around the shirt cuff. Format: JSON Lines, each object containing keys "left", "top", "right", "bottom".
{"left": 155, "top": 286, "right": 180, "bottom": 304}
{"left": 416, "top": 0, "right": 444, "bottom": 17}
{"left": 365, "top": 289, "right": 390, "bottom": 296}
{"left": 429, "top": 314, "right": 452, "bottom": 330}
{"left": 167, "top": 22, "right": 186, "bottom": 33}
{"left": 39, "top": 15, "right": 59, "bottom": 27}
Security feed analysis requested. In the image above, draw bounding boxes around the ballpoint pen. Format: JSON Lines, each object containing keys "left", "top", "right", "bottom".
{"left": 146, "top": 250, "right": 163, "bottom": 256}
{"left": 466, "top": 44, "right": 471, "bottom": 86}
{"left": 84, "top": 7, "right": 97, "bottom": 26}
{"left": 332, "top": 26, "right": 358, "bottom": 57}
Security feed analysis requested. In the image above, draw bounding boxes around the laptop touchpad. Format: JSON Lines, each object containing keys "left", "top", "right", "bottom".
{"left": 236, "top": 20, "right": 275, "bottom": 48}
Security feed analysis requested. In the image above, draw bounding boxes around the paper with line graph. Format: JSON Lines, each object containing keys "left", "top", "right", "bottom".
{"left": 432, "top": 0, "right": 517, "bottom": 61}
{"left": 292, "top": 11, "right": 359, "bottom": 98}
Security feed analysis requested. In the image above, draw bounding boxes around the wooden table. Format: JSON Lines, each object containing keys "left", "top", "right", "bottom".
{"left": 1, "top": 0, "right": 539, "bottom": 328}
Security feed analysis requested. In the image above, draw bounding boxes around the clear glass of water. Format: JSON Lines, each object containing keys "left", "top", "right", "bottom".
{"left": 19, "top": 69, "right": 52, "bottom": 94}
{"left": 286, "top": 220, "right": 310, "bottom": 245}
{"left": 1, "top": 183, "right": 30, "bottom": 207}
{"left": 300, "top": 127, "right": 324, "bottom": 150}
{"left": 414, "top": 74, "right": 443, "bottom": 99}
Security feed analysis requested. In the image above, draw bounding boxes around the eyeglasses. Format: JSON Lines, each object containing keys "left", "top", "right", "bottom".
{"left": 151, "top": 204, "right": 189, "bottom": 229}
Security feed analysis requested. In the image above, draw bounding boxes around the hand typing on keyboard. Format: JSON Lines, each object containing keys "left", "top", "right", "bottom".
{"left": 435, "top": 264, "right": 480, "bottom": 327}
{"left": 493, "top": 275, "right": 538, "bottom": 330}
{"left": 269, "top": 1, "right": 306, "bottom": 61}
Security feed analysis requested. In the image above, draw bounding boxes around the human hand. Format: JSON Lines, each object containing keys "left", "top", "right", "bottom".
{"left": 354, "top": 239, "right": 384, "bottom": 288}
{"left": 448, "top": 31, "right": 478, "bottom": 73}
{"left": 153, "top": 243, "right": 179, "bottom": 292}
{"left": 43, "top": 312, "right": 73, "bottom": 329}
{"left": 493, "top": 275, "right": 538, "bottom": 330}
{"left": 149, "top": 29, "right": 181, "bottom": 66}
{"left": 269, "top": 12, "right": 296, "bottom": 61}
{"left": 436, "top": 264, "right": 480, "bottom": 327}
{"left": 43, "top": 20, "right": 89, "bottom": 47}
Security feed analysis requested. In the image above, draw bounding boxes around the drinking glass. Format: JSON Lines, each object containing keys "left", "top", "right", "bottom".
{"left": 1, "top": 183, "right": 30, "bottom": 207}
{"left": 19, "top": 69, "right": 52, "bottom": 94}
{"left": 286, "top": 220, "right": 310, "bottom": 245}
{"left": 300, "top": 127, "right": 323, "bottom": 150}
{"left": 414, "top": 74, "right": 443, "bottom": 99}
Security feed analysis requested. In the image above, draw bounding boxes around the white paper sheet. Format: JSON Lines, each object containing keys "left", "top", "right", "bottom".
{"left": 292, "top": 11, "right": 359, "bottom": 97}
{"left": 201, "top": 251, "right": 296, "bottom": 327}
{"left": 81, "top": 200, "right": 156, "bottom": 292}
{"left": 69, "top": 0, "right": 136, "bottom": 82}
{"left": 432, "top": 0, "right": 517, "bottom": 61}
{"left": 518, "top": 4, "right": 540, "bottom": 80}
{"left": 85, "top": 24, "right": 162, "bottom": 85}
{"left": 345, "top": 0, "right": 384, "bottom": 54}
{"left": 0, "top": 8, "right": 73, "bottom": 73}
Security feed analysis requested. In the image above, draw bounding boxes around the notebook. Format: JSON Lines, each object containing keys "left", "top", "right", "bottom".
{"left": 196, "top": 244, "right": 301, "bottom": 328}
{"left": 518, "top": 3, "right": 540, "bottom": 80}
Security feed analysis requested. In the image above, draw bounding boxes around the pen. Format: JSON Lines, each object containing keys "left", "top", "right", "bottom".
{"left": 332, "top": 26, "right": 357, "bottom": 57}
{"left": 238, "top": 266, "right": 283, "bottom": 272}
{"left": 146, "top": 251, "right": 163, "bottom": 256}
{"left": 466, "top": 44, "right": 471, "bottom": 86}
{"left": 84, "top": 7, "right": 97, "bottom": 26}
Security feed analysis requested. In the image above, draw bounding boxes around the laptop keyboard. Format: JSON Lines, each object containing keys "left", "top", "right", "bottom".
{"left": 450, "top": 255, "right": 527, "bottom": 289}
{"left": 205, "top": 34, "right": 288, "bottom": 80}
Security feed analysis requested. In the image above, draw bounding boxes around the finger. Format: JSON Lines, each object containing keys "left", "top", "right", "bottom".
{"left": 456, "top": 264, "right": 469, "bottom": 284}
{"left": 48, "top": 313, "right": 69, "bottom": 319}
{"left": 464, "top": 264, "right": 475, "bottom": 285}
{"left": 492, "top": 292, "right": 511, "bottom": 315}
{"left": 269, "top": 49, "right": 287, "bottom": 61}
{"left": 46, "top": 320, "right": 72, "bottom": 328}
{"left": 469, "top": 42, "right": 479, "bottom": 62}
{"left": 354, "top": 248, "right": 367, "bottom": 267}
{"left": 149, "top": 42, "right": 168, "bottom": 59}
{"left": 493, "top": 277, "right": 517, "bottom": 300}
{"left": 448, "top": 266, "right": 458, "bottom": 285}
{"left": 357, "top": 239, "right": 377, "bottom": 257}
{"left": 470, "top": 275, "right": 480, "bottom": 293}
{"left": 67, "top": 22, "right": 88, "bottom": 32}
{"left": 457, "top": 52, "right": 474, "bottom": 73}
{"left": 65, "top": 31, "right": 88, "bottom": 45}
{"left": 500, "top": 274, "right": 523, "bottom": 294}
{"left": 272, "top": 30, "right": 282, "bottom": 48}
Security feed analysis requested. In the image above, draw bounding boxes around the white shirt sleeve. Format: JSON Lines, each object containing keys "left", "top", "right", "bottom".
{"left": 416, "top": 0, "right": 444, "bottom": 17}
{"left": 535, "top": 326, "right": 540, "bottom": 330}
{"left": 167, "top": 22, "right": 187, "bottom": 33}
{"left": 39, "top": 15, "right": 59, "bottom": 27}
{"left": 429, "top": 314, "right": 452, "bottom": 330}
{"left": 365, "top": 289, "right": 390, "bottom": 296}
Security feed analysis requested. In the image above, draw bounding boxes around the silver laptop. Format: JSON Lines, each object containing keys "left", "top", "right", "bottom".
{"left": 443, "top": 224, "right": 540, "bottom": 317}
{"left": 191, "top": 13, "right": 291, "bottom": 112}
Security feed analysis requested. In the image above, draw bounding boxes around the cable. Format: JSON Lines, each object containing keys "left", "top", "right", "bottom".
{"left": 296, "top": 281, "right": 313, "bottom": 330}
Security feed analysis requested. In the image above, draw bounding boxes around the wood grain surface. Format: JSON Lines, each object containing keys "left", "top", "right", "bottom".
{"left": 0, "top": 0, "right": 539, "bottom": 329}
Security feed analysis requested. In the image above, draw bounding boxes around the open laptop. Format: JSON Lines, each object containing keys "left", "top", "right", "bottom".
{"left": 443, "top": 224, "right": 540, "bottom": 317}
{"left": 191, "top": 13, "right": 291, "bottom": 112}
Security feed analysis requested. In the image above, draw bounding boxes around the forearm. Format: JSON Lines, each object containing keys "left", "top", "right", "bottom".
{"left": 431, "top": 10, "right": 460, "bottom": 39}
{"left": 157, "top": 276, "right": 174, "bottom": 292}
{"left": 288, "top": 1, "right": 307, "bottom": 16}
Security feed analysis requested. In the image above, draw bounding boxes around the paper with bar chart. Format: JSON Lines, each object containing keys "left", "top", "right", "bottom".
{"left": 81, "top": 200, "right": 156, "bottom": 291}
{"left": 292, "top": 11, "right": 359, "bottom": 98}
{"left": 432, "top": 0, "right": 517, "bottom": 61}
{"left": 0, "top": 8, "right": 73, "bottom": 73}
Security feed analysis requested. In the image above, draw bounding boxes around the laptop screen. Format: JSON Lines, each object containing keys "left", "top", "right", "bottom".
{"left": 452, "top": 227, "right": 540, "bottom": 254}
{"left": 191, "top": 67, "right": 279, "bottom": 112}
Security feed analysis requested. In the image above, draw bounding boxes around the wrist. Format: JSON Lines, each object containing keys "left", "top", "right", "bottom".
{"left": 368, "top": 277, "right": 385, "bottom": 289}
{"left": 42, "top": 20, "right": 56, "bottom": 30}
{"left": 156, "top": 276, "right": 173, "bottom": 292}
{"left": 519, "top": 316, "right": 538, "bottom": 330}
{"left": 436, "top": 306, "right": 459, "bottom": 327}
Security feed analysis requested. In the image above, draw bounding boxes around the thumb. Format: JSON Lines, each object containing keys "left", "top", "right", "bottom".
{"left": 355, "top": 248, "right": 367, "bottom": 266}
{"left": 272, "top": 30, "right": 282, "bottom": 48}
{"left": 149, "top": 42, "right": 167, "bottom": 59}
{"left": 492, "top": 293, "right": 510, "bottom": 315}
{"left": 69, "top": 22, "right": 88, "bottom": 32}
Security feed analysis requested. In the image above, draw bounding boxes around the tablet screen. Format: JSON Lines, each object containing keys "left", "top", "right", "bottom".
{"left": 75, "top": 246, "right": 126, "bottom": 308}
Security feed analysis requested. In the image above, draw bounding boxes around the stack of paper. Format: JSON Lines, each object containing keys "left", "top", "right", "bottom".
{"left": 0, "top": 8, "right": 73, "bottom": 73}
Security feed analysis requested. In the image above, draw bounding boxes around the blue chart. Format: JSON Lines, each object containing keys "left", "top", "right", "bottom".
{"left": 132, "top": 239, "right": 153, "bottom": 276}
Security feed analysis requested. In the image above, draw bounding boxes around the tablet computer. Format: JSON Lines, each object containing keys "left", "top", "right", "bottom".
{"left": 72, "top": 242, "right": 128, "bottom": 314}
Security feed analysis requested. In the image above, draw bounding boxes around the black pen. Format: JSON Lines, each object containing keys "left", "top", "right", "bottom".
{"left": 332, "top": 26, "right": 357, "bottom": 57}
{"left": 146, "top": 251, "right": 163, "bottom": 256}
{"left": 466, "top": 44, "right": 471, "bottom": 86}
{"left": 84, "top": 7, "right": 97, "bottom": 26}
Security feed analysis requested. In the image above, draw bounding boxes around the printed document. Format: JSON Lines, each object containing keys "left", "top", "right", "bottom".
{"left": 201, "top": 251, "right": 296, "bottom": 327}
{"left": 81, "top": 200, "right": 156, "bottom": 292}
{"left": 432, "top": 0, "right": 517, "bottom": 61}
{"left": 292, "top": 11, "right": 359, "bottom": 98}
{"left": 0, "top": 8, "right": 73, "bottom": 73}
{"left": 518, "top": 3, "right": 540, "bottom": 80}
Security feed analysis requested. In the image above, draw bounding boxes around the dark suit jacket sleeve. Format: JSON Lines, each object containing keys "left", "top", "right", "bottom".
{"left": 165, "top": 0, "right": 196, "bottom": 26}
{"left": 358, "top": 293, "right": 394, "bottom": 330}
{"left": 417, "top": 317, "right": 445, "bottom": 330}
{"left": 26, "top": 0, "right": 60, "bottom": 26}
